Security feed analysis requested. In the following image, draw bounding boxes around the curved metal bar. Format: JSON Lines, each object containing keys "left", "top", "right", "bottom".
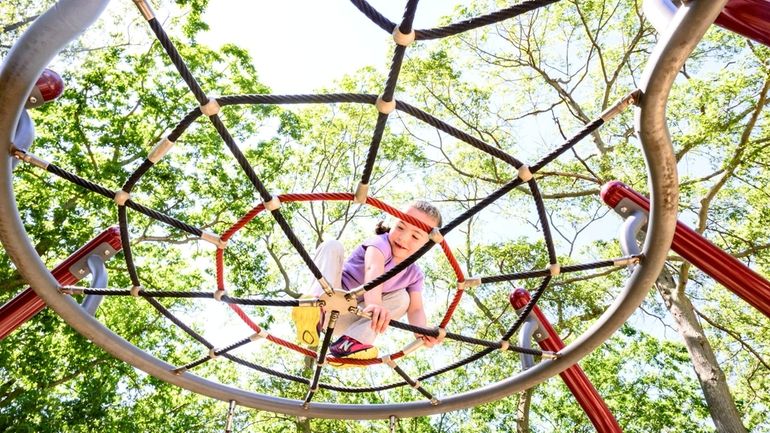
{"left": 0, "top": 0, "right": 722, "bottom": 420}
{"left": 81, "top": 255, "right": 107, "bottom": 315}
{"left": 518, "top": 315, "right": 539, "bottom": 370}
{"left": 619, "top": 210, "right": 647, "bottom": 257}
{"left": 10, "top": 111, "right": 34, "bottom": 170}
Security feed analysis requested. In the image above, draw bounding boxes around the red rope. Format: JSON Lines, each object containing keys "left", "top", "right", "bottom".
{"left": 215, "top": 192, "right": 468, "bottom": 366}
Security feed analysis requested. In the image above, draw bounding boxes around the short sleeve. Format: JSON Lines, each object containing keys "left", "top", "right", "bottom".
{"left": 406, "top": 266, "right": 424, "bottom": 293}
{"left": 361, "top": 233, "right": 392, "bottom": 262}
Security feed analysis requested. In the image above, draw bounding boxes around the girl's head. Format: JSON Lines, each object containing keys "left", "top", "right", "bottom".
{"left": 382, "top": 200, "right": 442, "bottom": 262}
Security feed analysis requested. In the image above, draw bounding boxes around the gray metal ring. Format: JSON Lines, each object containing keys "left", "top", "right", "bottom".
{"left": 0, "top": 0, "right": 725, "bottom": 419}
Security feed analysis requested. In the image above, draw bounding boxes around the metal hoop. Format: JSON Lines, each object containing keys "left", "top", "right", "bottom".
{"left": 0, "top": 0, "right": 726, "bottom": 419}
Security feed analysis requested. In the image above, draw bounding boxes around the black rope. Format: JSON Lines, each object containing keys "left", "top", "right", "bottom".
{"left": 47, "top": 162, "right": 202, "bottom": 237}
{"left": 348, "top": 0, "right": 395, "bottom": 34}
{"left": 147, "top": 19, "right": 209, "bottom": 105}
{"left": 304, "top": 312, "right": 339, "bottom": 407}
{"left": 386, "top": 319, "right": 546, "bottom": 356}
{"left": 144, "top": 296, "right": 213, "bottom": 348}
{"left": 271, "top": 210, "right": 325, "bottom": 281}
{"left": 168, "top": 108, "right": 202, "bottom": 142}
{"left": 396, "top": 100, "right": 522, "bottom": 167}
{"left": 123, "top": 159, "right": 153, "bottom": 192}
{"left": 47, "top": 164, "right": 114, "bottom": 200}
{"left": 501, "top": 277, "right": 551, "bottom": 341}
{"left": 217, "top": 93, "right": 377, "bottom": 107}
{"left": 360, "top": 112, "right": 389, "bottom": 185}
{"left": 178, "top": 337, "right": 253, "bottom": 372}
{"left": 480, "top": 256, "right": 638, "bottom": 284}
{"left": 124, "top": 199, "right": 202, "bottom": 237}
{"left": 118, "top": 206, "right": 141, "bottom": 287}
{"left": 530, "top": 180, "right": 557, "bottom": 264}
{"left": 71, "top": 288, "right": 302, "bottom": 307}
{"left": 530, "top": 118, "right": 604, "bottom": 173}
{"left": 208, "top": 114, "right": 272, "bottom": 202}
{"left": 414, "top": 0, "right": 561, "bottom": 40}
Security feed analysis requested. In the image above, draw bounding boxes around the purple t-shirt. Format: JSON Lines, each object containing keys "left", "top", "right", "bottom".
{"left": 341, "top": 233, "right": 424, "bottom": 294}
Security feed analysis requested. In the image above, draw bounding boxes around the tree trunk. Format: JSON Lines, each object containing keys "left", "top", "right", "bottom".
{"left": 656, "top": 270, "right": 748, "bottom": 433}
{"left": 516, "top": 388, "right": 533, "bottom": 432}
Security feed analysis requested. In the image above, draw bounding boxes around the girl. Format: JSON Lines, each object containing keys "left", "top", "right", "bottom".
{"left": 292, "top": 200, "right": 444, "bottom": 361}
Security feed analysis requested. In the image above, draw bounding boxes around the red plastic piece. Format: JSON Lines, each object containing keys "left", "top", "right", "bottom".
{"left": 34, "top": 69, "right": 65, "bottom": 103}
{"left": 716, "top": 0, "right": 770, "bottom": 47}
{"left": 0, "top": 227, "right": 122, "bottom": 340}
{"left": 601, "top": 181, "right": 770, "bottom": 318}
{"left": 511, "top": 289, "right": 622, "bottom": 432}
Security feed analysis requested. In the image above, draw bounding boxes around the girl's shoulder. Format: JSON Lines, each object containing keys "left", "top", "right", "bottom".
{"left": 361, "top": 233, "right": 392, "bottom": 259}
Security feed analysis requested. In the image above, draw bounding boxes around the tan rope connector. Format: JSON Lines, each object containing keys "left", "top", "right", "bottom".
{"left": 263, "top": 196, "right": 281, "bottom": 212}
{"left": 11, "top": 149, "right": 49, "bottom": 169}
{"left": 353, "top": 182, "right": 369, "bottom": 204}
{"left": 411, "top": 380, "right": 422, "bottom": 389}
{"left": 249, "top": 330, "right": 268, "bottom": 341}
{"left": 148, "top": 137, "right": 175, "bottom": 163}
{"left": 201, "top": 231, "right": 228, "bottom": 249}
{"left": 499, "top": 340, "right": 510, "bottom": 351}
{"left": 382, "top": 355, "right": 397, "bottom": 368}
{"left": 208, "top": 348, "right": 218, "bottom": 359}
{"left": 402, "top": 338, "right": 425, "bottom": 355}
{"left": 375, "top": 95, "right": 396, "bottom": 115}
{"left": 392, "top": 26, "right": 416, "bottom": 46}
{"left": 428, "top": 227, "right": 443, "bottom": 244}
{"left": 541, "top": 351, "right": 559, "bottom": 360}
{"left": 462, "top": 277, "right": 482, "bottom": 288}
{"left": 132, "top": 0, "right": 154, "bottom": 20}
{"left": 548, "top": 263, "right": 561, "bottom": 276}
{"left": 200, "top": 98, "right": 220, "bottom": 117}
{"left": 113, "top": 190, "right": 130, "bottom": 206}
{"left": 436, "top": 327, "right": 447, "bottom": 340}
{"left": 614, "top": 256, "right": 641, "bottom": 266}
{"left": 130, "top": 286, "right": 142, "bottom": 297}
{"left": 600, "top": 89, "right": 641, "bottom": 121}
{"left": 317, "top": 277, "right": 334, "bottom": 297}
{"left": 213, "top": 290, "right": 226, "bottom": 301}
{"left": 517, "top": 164, "right": 533, "bottom": 182}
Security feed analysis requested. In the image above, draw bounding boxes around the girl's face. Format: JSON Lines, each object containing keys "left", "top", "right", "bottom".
{"left": 388, "top": 206, "right": 440, "bottom": 262}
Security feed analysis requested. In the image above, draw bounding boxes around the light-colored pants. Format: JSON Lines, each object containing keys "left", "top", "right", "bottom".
{"left": 306, "top": 239, "right": 410, "bottom": 345}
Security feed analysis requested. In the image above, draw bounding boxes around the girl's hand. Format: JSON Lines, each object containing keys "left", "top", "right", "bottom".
{"left": 363, "top": 304, "right": 391, "bottom": 333}
{"left": 417, "top": 333, "right": 444, "bottom": 348}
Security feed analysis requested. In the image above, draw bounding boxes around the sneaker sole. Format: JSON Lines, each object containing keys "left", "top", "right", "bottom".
{"left": 329, "top": 347, "right": 379, "bottom": 368}
{"left": 291, "top": 306, "right": 320, "bottom": 347}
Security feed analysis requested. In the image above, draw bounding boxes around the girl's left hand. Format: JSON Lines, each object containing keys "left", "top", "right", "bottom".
{"left": 418, "top": 333, "right": 444, "bottom": 348}
{"left": 363, "top": 304, "right": 391, "bottom": 333}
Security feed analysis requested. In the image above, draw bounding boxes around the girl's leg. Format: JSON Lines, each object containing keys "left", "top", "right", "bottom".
{"left": 305, "top": 239, "right": 345, "bottom": 296}
{"left": 293, "top": 239, "right": 345, "bottom": 346}
{"left": 333, "top": 289, "right": 410, "bottom": 345}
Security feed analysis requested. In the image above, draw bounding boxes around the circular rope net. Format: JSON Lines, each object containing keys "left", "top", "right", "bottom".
{"left": 0, "top": 0, "right": 679, "bottom": 419}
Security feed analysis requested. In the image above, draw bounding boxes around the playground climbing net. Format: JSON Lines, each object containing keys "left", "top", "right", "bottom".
{"left": 0, "top": 0, "right": 700, "bottom": 420}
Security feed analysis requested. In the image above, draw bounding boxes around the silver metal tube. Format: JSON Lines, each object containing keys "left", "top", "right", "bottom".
{"left": 0, "top": 0, "right": 724, "bottom": 419}
{"left": 81, "top": 255, "right": 107, "bottom": 315}
{"left": 619, "top": 210, "right": 647, "bottom": 257}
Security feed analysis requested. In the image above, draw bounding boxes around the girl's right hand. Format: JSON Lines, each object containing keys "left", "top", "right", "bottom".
{"left": 363, "top": 304, "right": 391, "bottom": 334}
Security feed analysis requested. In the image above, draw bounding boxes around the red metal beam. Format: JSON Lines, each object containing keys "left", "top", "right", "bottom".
{"left": 601, "top": 181, "right": 770, "bottom": 318}
{"left": 0, "top": 226, "right": 122, "bottom": 339}
{"left": 510, "top": 289, "right": 623, "bottom": 433}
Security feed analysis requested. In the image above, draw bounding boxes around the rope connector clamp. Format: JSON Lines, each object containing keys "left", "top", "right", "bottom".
{"left": 375, "top": 95, "right": 396, "bottom": 115}
{"left": 113, "top": 190, "right": 130, "bottom": 206}
{"left": 200, "top": 97, "right": 220, "bottom": 117}
{"left": 392, "top": 26, "right": 416, "bottom": 46}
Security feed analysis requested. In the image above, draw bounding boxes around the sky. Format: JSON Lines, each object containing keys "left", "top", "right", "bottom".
{"left": 199, "top": 0, "right": 465, "bottom": 93}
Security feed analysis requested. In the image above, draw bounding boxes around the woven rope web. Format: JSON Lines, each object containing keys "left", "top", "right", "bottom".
{"left": 22, "top": 0, "right": 644, "bottom": 408}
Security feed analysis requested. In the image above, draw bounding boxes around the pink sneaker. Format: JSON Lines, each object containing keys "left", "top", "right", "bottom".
{"left": 329, "top": 335, "right": 378, "bottom": 359}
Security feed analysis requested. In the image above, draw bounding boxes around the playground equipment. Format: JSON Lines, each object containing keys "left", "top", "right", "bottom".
{"left": 1, "top": 0, "right": 767, "bottom": 428}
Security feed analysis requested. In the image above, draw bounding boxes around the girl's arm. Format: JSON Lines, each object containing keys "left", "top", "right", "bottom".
{"left": 407, "top": 291, "right": 444, "bottom": 347}
{"left": 362, "top": 246, "right": 391, "bottom": 333}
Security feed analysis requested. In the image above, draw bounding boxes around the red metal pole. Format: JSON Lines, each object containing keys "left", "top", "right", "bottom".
{"left": 601, "top": 181, "right": 770, "bottom": 318}
{"left": 0, "top": 226, "right": 122, "bottom": 339}
{"left": 510, "top": 289, "right": 623, "bottom": 433}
